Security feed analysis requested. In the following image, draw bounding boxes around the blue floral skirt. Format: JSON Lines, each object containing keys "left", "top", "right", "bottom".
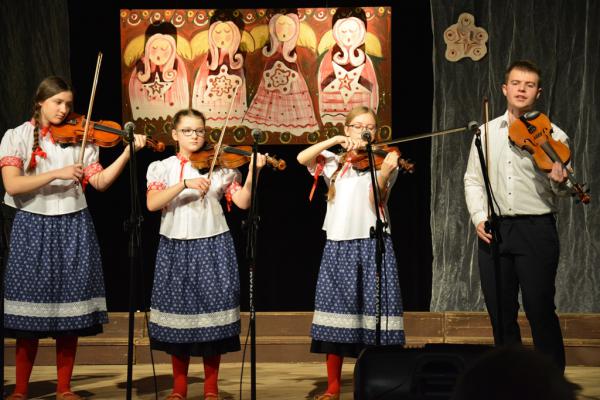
{"left": 3, "top": 209, "right": 107, "bottom": 338}
{"left": 311, "top": 236, "right": 405, "bottom": 357}
{"left": 149, "top": 232, "right": 241, "bottom": 357}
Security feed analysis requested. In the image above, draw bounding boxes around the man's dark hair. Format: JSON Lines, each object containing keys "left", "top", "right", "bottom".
{"left": 505, "top": 60, "right": 542, "bottom": 87}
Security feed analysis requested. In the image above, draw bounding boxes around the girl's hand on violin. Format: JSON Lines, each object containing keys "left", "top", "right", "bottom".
{"left": 55, "top": 163, "right": 84, "bottom": 182}
{"left": 185, "top": 177, "right": 211, "bottom": 194}
{"left": 380, "top": 151, "right": 400, "bottom": 178}
{"left": 252, "top": 153, "right": 267, "bottom": 170}
{"left": 337, "top": 136, "right": 365, "bottom": 151}
{"left": 476, "top": 221, "right": 493, "bottom": 244}
{"left": 131, "top": 134, "right": 147, "bottom": 152}
{"left": 548, "top": 161, "right": 568, "bottom": 183}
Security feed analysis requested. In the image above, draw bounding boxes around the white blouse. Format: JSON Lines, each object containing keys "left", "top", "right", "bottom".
{"left": 146, "top": 155, "right": 242, "bottom": 240}
{"left": 0, "top": 121, "right": 102, "bottom": 215}
{"left": 464, "top": 111, "right": 570, "bottom": 227}
{"left": 308, "top": 150, "right": 398, "bottom": 241}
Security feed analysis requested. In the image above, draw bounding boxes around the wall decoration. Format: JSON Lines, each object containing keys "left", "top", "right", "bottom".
{"left": 120, "top": 7, "right": 391, "bottom": 145}
{"left": 443, "top": 12, "right": 488, "bottom": 62}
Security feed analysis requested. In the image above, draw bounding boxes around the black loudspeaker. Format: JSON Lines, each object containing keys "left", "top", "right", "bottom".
{"left": 354, "top": 343, "right": 493, "bottom": 400}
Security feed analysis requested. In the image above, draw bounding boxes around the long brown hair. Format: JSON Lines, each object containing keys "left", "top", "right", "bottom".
{"left": 28, "top": 76, "right": 73, "bottom": 170}
{"left": 327, "top": 106, "right": 377, "bottom": 201}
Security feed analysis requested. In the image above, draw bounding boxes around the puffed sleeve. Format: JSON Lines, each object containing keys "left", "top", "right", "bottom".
{"left": 306, "top": 149, "right": 340, "bottom": 179}
{"left": 0, "top": 127, "right": 29, "bottom": 170}
{"left": 219, "top": 168, "right": 242, "bottom": 211}
{"left": 147, "top": 160, "right": 168, "bottom": 191}
{"left": 221, "top": 168, "right": 242, "bottom": 197}
{"left": 82, "top": 144, "right": 103, "bottom": 187}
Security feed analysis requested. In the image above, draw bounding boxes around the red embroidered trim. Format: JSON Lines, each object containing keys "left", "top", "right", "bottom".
{"left": 147, "top": 181, "right": 167, "bottom": 192}
{"left": 0, "top": 156, "right": 24, "bottom": 169}
{"left": 82, "top": 162, "right": 103, "bottom": 190}
{"left": 309, "top": 155, "right": 326, "bottom": 201}
{"left": 224, "top": 180, "right": 242, "bottom": 211}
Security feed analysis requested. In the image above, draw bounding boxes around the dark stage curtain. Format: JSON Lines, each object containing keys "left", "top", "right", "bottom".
{"left": 0, "top": 0, "right": 71, "bottom": 136}
{"left": 0, "top": 0, "right": 70, "bottom": 232}
{"left": 429, "top": 0, "right": 600, "bottom": 312}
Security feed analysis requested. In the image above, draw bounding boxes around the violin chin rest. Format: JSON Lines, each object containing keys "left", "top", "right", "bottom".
{"left": 524, "top": 110, "right": 540, "bottom": 120}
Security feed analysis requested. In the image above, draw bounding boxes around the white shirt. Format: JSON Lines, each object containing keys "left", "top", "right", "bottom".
{"left": 0, "top": 121, "right": 101, "bottom": 215}
{"left": 464, "top": 111, "right": 570, "bottom": 227}
{"left": 308, "top": 150, "right": 398, "bottom": 241}
{"left": 146, "top": 155, "right": 242, "bottom": 240}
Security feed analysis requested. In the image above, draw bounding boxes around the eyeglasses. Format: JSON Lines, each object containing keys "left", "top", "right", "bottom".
{"left": 346, "top": 124, "right": 377, "bottom": 132}
{"left": 178, "top": 128, "right": 206, "bottom": 137}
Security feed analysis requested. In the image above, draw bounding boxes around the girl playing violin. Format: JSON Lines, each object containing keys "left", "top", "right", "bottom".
{"left": 145, "top": 108, "right": 265, "bottom": 400}
{"left": 0, "top": 76, "right": 146, "bottom": 400}
{"left": 297, "top": 106, "right": 405, "bottom": 400}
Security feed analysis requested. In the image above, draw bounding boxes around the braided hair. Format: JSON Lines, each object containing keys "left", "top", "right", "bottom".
{"left": 28, "top": 76, "right": 72, "bottom": 171}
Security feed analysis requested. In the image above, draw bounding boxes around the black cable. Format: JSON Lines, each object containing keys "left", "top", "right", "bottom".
{"left": 239, "top": 315, "right": 251, "bottom": 400}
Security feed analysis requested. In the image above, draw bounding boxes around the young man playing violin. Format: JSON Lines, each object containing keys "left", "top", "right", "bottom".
{"left": 464, "top": 60, "right": 571, "bottom": 371}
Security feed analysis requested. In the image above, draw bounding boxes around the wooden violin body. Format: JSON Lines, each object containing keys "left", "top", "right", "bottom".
{"left": 189, "top": 145, "right": 286, "bottom": 171}
{"left": 345, "top": 144, "right": 415, "bottom": 174}
{"left": 52, "top": 113, "right": 165, "bottom": 152}
{"left": 509, "top": 111, "right": 590, "bottom": 204}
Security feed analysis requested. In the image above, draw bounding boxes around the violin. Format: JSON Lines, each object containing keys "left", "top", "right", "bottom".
{"left": 508, "top": 111, "right": 590, "bottom": 204}
{"left": 51, "top": 113, "right": 165, "bottom": 152}
{"left": 345, "top": 144, "right": 415, "bottom": 174}
{"left": 189, "top": 145, "right": 286, "bottom": 171}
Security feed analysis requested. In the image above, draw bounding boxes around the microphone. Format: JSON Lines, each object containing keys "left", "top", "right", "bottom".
{"left": 124, "top": 122, "right": 136, "bottom": 140}
{"left": 124, "top": 121, "right": 135, "bottom": 133}
{"left": 361, "top": 130, "right": 372, "bottom": 142}
{"left": 468, "top": 121, "right": 480, "bottom": 135}
{"left": 251, "top": 128, "right": 263, "bottom": 142}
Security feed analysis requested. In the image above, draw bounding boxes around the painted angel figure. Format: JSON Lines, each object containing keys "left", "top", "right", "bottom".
{"left": 317, "top": 7, "right": 382, "bottom": 126}
{"left": 191, "top": 10, "right": 255, "bottom": 126}
{"left": 243, "top": 9, "right": 319, "bottom": 136}
{"left": 125, "top": 23, "right": 192, "bottom": 120}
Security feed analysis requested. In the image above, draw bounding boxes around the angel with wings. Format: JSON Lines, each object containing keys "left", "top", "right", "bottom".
{"left": 243, "top": 8, "right": 319, "bottom": 136}
{"left": 124, "top": 22, "right": 191, "bottom": 121}
{"left": 191, "top": 10, "right": 254, "bottom": 126}
{"left": 317, "top": 7, "right": 382, "bottom": 126}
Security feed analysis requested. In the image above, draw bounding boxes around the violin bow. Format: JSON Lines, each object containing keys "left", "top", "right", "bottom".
{"left": 77, "top": 52, "right": 103, "bottom": 165}
{"left": 483, "top": 96, "right": 491, "bottom": 217}
{"left": 205, "top": 82, "right": 241, "bottom": 180}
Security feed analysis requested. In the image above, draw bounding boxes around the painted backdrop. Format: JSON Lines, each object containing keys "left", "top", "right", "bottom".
{"left": 120, "top": 7, "right": 392, "bottom": 145}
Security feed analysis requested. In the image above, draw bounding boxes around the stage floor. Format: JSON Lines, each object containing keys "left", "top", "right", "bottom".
{"left": 3, "top": 363, "right": 599, "bottom": 399}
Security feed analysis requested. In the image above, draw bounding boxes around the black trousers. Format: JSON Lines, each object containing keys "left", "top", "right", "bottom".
{"left": 478, "top": 213, "right": 565, "bottom": 371}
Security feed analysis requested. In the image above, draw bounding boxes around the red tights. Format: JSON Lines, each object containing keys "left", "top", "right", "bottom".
{"left": 326, "top": 353, "right": 343, "bottom": 395}
{"left": 12, "top": 336, "right": 78, "bottom": 396}
{"left": 171, "top": 354, "right": 221, "bottom": 397}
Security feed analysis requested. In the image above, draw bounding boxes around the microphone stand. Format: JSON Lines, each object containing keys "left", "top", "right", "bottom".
{"left": 362, "top": 131, "right": 386, "bottom": 346}
{"left": 472, "top": 125, "right": 504, "bottom": 345}
{"left": 0, "top": 205, "right": 7, "bottom": 397}
{"left": 123, "top": 123, "right": 143, "bottom": 399}
{"left": 243, "top": 132, "right": 260, "bottom": 400}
